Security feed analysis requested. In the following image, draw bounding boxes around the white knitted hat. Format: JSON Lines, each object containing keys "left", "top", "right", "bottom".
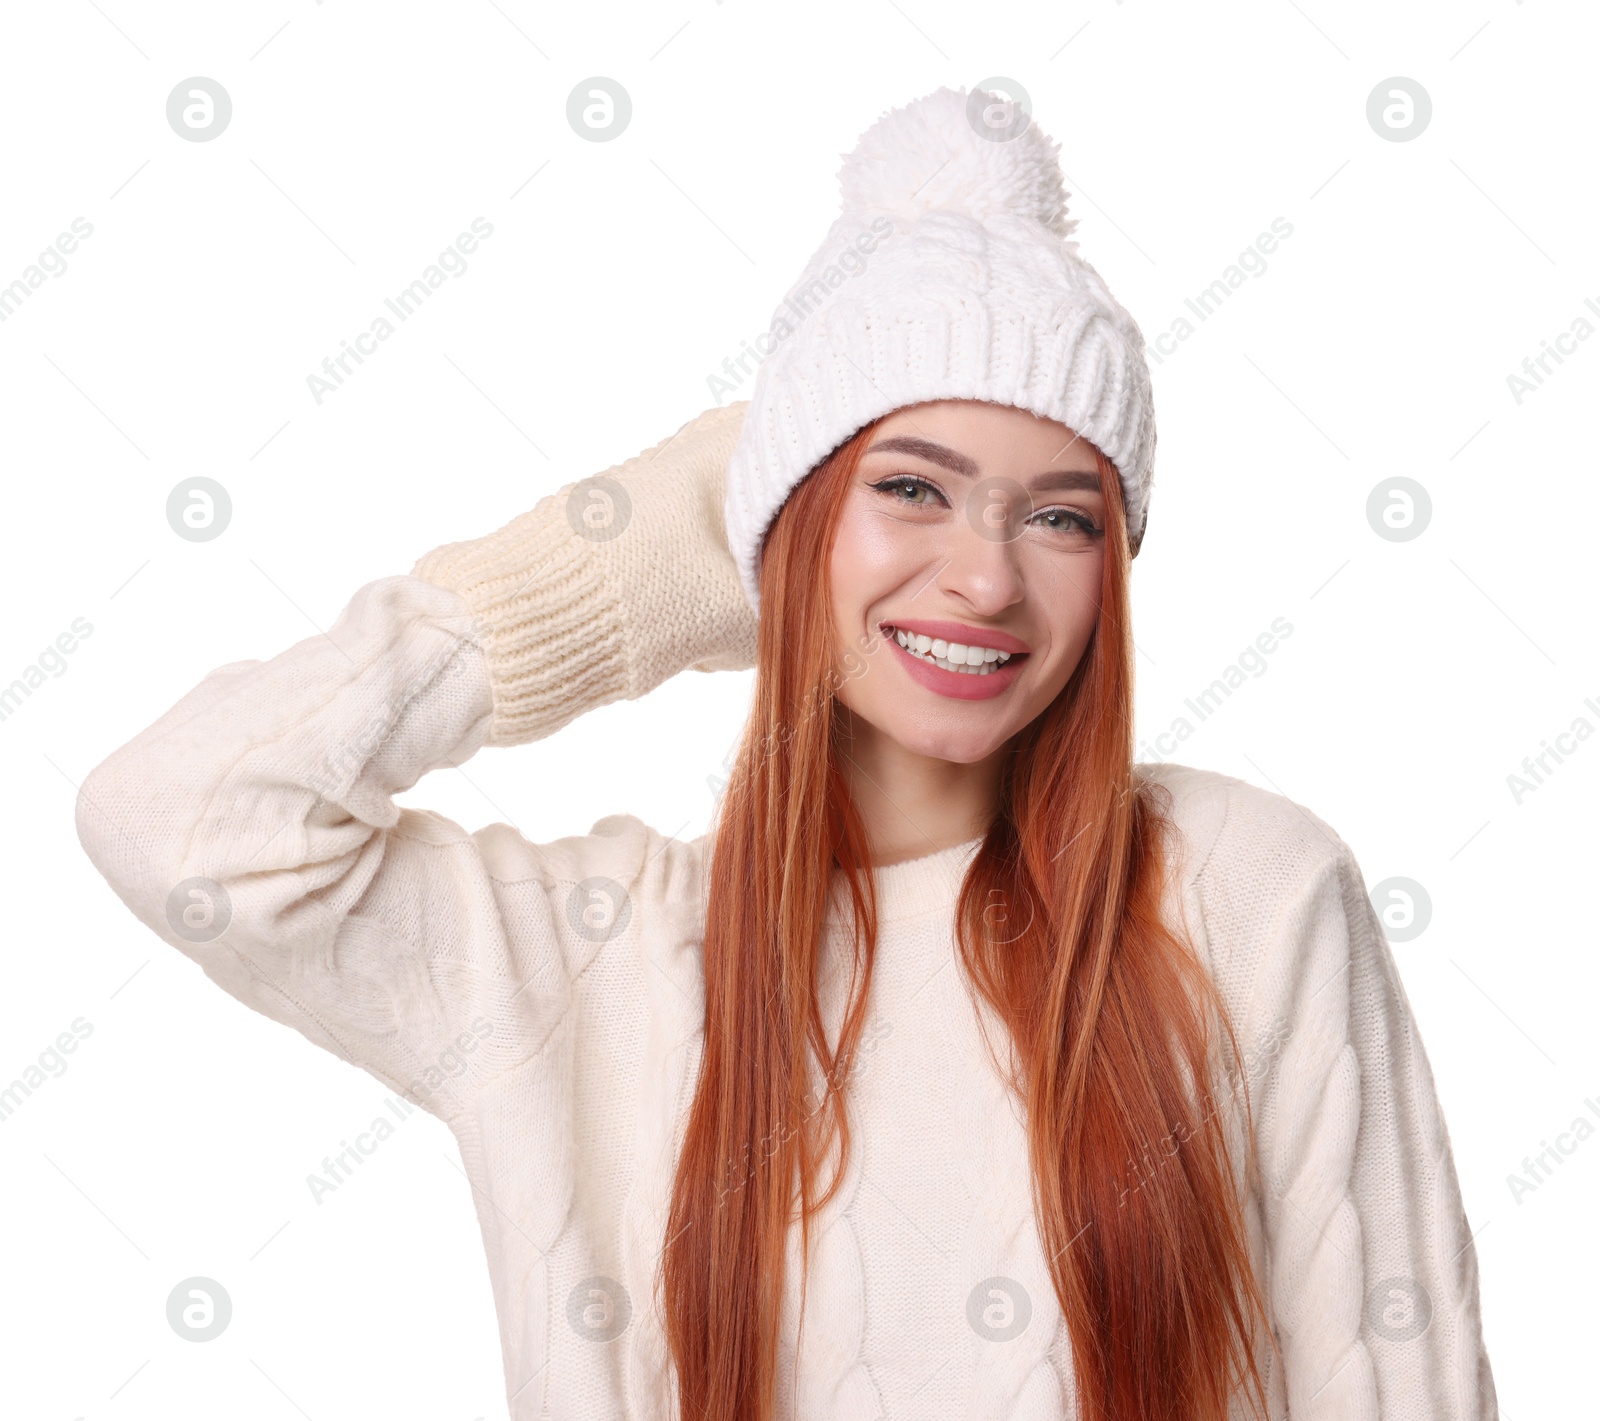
{"left": 723, "top": 84, "right": 1157, "bottom": 614}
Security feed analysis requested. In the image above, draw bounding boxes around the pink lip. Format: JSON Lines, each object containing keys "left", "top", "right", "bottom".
{"left": 876, "top": 621, "right": 1029, "bottom": 702}
{"left": 878, "top": 619, "right": 1032, "bottom": 654}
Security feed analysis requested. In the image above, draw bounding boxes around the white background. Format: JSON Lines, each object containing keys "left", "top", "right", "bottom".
{"left": 2, "top": 0, "right": 1594, "bottom": 1416}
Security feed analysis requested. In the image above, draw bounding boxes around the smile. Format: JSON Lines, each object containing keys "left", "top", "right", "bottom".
{"left": 892, "top": 628, "right": 1010, "bottom": 674}
{"left": 880, "top": 623, "right": 1029, "bottom": 701}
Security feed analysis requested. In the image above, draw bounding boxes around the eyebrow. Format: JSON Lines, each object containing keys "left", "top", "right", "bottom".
{"left": 863, "top": 435, "right": 1103, "bottom": 493}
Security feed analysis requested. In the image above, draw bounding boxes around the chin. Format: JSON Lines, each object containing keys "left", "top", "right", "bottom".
{"left": 886, "top": 723, "right": 1011, "bottom": 765}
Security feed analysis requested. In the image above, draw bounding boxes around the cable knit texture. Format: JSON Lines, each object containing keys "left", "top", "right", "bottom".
{"left": 75, "top": 413, "right": 1496, "bottom": 1419}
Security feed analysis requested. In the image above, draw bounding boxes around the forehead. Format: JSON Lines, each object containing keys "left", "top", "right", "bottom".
{"left": 864, "top": 401, "right": 1104, "bottom": 481}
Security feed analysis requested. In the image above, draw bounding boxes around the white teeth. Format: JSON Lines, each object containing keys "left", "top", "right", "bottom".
{"left": 887, "top": 626, "right": 1016, "bottom": 676}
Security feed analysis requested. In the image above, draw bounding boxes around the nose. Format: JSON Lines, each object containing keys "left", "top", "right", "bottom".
{"left": 930, "top": 483, "right": 1029, "bottom": 616}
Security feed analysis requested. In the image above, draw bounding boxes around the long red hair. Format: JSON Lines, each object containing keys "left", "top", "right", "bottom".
{"left": 660, "top": 411, "right": 1279, "bottom": 1420}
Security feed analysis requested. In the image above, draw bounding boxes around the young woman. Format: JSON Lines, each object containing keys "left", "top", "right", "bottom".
{"left": 76, "top": 88, "right": 1496, "bottom": 1419}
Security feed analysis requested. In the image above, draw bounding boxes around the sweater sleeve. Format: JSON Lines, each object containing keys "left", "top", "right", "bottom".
{"left": 1245, "top": 838, "right": 1498, "bottom": 1420}
{"left": 73, "top": 401, "right": 756, "bottom": 1121}
{"left": 409, "top": 399, "right": 757, "bottom": 747}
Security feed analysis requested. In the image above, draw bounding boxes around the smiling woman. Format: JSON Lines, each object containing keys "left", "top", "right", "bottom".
{"left": 74, "top": 83, "right": 1497, "bottom": 1421}
{"left": 680, "top": 352, "right": 1291, "bottom": 1420}
{"left": 681, "top": 85, "right": 1493, "bottom": 1421}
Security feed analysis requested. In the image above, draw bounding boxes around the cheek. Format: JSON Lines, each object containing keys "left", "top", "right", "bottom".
{"left": 829, "top": 499, "right": 919, "bottom": 619}
{"left": 1034, "top": 548, "right": 1106, "bottom": 673}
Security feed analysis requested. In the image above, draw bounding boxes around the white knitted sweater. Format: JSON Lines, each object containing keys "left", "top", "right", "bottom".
{"left": 74, "top": 403, "right": 1497, "bottom": 1419}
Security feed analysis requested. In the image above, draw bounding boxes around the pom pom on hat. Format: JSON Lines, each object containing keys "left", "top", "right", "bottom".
{"left": 722, "top": 84, "right": 1157, "bottom": 614}
{"left": 837, "top": 86, "right": 1077, "bottom": 243}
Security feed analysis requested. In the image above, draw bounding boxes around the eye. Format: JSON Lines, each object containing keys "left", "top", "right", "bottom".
{"left": 871, "top": 473, "right": 1104, "bottom": 540}
{"left": 1031, "top": 506, "right": 1104, "bottom": 538}
{"left": 870, "top": 474, "right": 947, "bottom": 508}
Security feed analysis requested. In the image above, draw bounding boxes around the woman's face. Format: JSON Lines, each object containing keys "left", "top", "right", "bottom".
{"left": 828, "top": 399, "right": 1110, "bottom": 765}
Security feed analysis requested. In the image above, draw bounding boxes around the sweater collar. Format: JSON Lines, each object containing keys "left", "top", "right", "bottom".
{"left": 828, "top": 834, "right": 986, "bottom": 926}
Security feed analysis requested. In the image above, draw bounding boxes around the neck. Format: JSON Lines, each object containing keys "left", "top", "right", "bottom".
{"left": 834, "top": 703, "right": 1006, "bottom": 867}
